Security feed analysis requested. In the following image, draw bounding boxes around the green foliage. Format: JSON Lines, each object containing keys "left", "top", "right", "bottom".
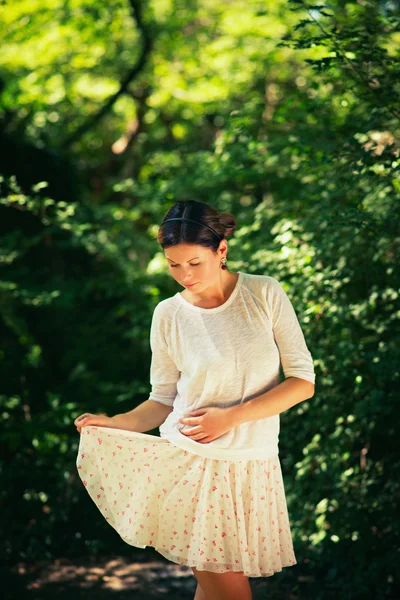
{"left": 0, "top": 175, "right": 169, "bottom": 562}
{"left": 1, "top": 1, "right": 399, "bottom": 598}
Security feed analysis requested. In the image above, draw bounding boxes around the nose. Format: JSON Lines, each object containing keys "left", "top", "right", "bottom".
{"left": 182, "top": 270, "right": 195, "bottom": 284}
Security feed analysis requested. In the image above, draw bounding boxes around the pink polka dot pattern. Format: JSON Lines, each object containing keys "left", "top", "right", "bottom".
{"left": 76, "top": 425, "right": 297, "bottom": 578}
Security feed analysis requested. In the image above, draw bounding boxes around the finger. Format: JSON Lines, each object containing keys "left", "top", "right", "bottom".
{"left": 186, "top": 431, "right": 206, "bottom": 439}
{"left": 181, "top": 426, "right": 201, "bottom": 435}
{"left": 180, "top": 417, "right": 201, "bottom": 425}
{"left": 195, "top": 434, "right": 210, "bottom": 442}
{"left": 75, "top": 414, "right": 89, "bottom": 423}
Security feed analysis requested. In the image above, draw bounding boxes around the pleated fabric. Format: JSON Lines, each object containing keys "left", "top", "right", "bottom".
{"left": 76, "top": 425, "right": 297, "bottom": 578}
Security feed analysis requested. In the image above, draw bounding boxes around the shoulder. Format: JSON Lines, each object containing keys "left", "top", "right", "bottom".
{"left": 241, "top": 273, "right": 289, "bottom": 322}
{"left": 241, "top": 272, "right": 284, "bottom": 296}
{"left": 151, "top": 295, "right": 180, "bottom": 324}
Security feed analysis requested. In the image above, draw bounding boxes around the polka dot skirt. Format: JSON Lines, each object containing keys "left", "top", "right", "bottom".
{"left": 76, "top": 425, "right": 297, "bottom": 578}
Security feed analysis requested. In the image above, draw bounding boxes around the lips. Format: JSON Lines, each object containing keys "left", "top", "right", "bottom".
{"left": 185, "top": 282, "right": 198, "bottom": 287}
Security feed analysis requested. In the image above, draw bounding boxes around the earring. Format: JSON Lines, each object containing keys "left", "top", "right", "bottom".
{"left": 221, "top": 257, "right": 227, "bottom": 270}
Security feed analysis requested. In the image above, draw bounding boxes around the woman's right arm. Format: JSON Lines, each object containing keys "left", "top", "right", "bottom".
{"left": 113, "top": 306, "right": 178, "bottom": 433}
{"left": 74, "top": 400, "right": 173, "bottom": 434}
{"left": 110, "top": 399, "right": 173, "bottom": 433}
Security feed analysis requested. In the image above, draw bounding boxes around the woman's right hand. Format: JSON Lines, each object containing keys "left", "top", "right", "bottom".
{"left": 74, "top": 412, "right": 115, "bottom": 434}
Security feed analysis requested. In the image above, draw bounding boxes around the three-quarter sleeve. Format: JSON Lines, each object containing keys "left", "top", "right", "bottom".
{"left": 265, "top": 277, "right": 315, "bottom": 385}
{"left": 148, "top": 303, "right": 180, "bottom": 406}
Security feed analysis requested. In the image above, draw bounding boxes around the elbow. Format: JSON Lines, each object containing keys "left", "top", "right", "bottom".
{"left": 304, "top": 382, "right": 315, "bottom": 398}
{"left": 286, "top": 376, "right": 315, "bottom": 399}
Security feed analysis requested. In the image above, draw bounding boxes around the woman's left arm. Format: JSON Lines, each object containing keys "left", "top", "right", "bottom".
{"left": 179, "top": 377, "right": 314, "bottom": 441}
{"left": 229, "top": 277, "right": 315, "bottom": 426}
{"left": 227, "top": 376, "right": 314, "bottom": 426}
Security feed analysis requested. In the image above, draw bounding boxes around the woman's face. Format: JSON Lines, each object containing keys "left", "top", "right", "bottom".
{"left": 164, "top": 243, "right": 226, "bottom": 291}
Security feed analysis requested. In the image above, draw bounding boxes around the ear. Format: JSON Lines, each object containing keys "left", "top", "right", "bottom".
{"left": 219, "top": 240, "right": 228, "bottom": 257}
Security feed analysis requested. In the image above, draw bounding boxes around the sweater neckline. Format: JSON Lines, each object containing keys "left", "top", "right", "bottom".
{"left": 175, "top": 271, "right": 244, "bottom": 314}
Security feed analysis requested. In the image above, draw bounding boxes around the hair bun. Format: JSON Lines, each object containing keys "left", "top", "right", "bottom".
{"left": 218, "top": 212, "right": 237, "bottom": 238}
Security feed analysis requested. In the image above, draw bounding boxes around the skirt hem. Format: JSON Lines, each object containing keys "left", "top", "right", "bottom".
{"left": 120, "top": 535, "right": 297, "bottom": 578}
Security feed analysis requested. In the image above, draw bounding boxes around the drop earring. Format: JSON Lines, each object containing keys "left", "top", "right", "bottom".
{"left": 221, "top": 257, "right": 227, "bottom": 270}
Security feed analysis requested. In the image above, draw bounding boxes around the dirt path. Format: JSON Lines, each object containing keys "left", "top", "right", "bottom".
{"left": 2, "top": 549, "right": 318, "bottom": 599}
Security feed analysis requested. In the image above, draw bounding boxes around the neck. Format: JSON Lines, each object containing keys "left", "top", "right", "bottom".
{"left": 193, "top": 271, "right": 237, "bottom": 304}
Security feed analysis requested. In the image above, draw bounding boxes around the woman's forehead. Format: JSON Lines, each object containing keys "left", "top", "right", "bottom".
{"left": 164, "top": 244, "right": 208, "bottom": 261}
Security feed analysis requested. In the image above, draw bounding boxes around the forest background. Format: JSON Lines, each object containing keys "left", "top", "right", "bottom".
{"left": 0, "top": 1, "right": 399, "bottom": 599}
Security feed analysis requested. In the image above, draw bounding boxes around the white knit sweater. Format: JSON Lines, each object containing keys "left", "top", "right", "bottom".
{"left": 148, "top": 271, "right": 315, "bottom": 460}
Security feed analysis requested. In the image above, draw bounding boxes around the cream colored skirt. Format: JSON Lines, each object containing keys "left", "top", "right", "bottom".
{"left": 76, "top": 425, "right": 297, "bottom": 578}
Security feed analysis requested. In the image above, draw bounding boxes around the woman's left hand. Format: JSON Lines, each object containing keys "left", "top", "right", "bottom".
{"left": 178, "top": 406, "right": 235, "bottom": 444}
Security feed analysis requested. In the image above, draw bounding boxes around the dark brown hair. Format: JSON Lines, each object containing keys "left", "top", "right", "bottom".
{"left": 157, "top": 200, "right": 237, "bottom": 253}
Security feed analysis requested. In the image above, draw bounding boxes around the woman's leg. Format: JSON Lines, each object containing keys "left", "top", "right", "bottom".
{"left": 192, "top": 567, "right": 252, "bottom": 600}
{"left": 193, "top": 581, "right": 210, "bottom": 600}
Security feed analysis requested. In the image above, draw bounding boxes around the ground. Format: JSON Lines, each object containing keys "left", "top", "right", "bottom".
{"left": 2, "top": 549, "right": 325, "bottom": 600}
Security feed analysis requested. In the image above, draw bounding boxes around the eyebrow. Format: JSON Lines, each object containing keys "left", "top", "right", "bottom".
{"left": 165, "top": 256, "right": 199, "bottom": 264}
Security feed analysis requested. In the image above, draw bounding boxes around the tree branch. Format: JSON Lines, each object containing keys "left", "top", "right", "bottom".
{"left": 61, "top": 0, "right": 153, "bottom": 149}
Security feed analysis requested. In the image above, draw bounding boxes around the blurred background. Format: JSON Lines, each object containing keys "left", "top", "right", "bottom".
{"left": 0, "top": 0, "right": 399, "bottom": 598}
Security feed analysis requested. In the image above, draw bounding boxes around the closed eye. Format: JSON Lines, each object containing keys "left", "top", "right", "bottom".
{"left": 170, "top": 263, "right": 200, "bottom": 268}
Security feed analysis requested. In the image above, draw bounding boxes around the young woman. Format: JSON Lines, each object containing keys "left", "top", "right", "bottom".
{"left": 75, "top": 200, "right": 315, "bottom": 600}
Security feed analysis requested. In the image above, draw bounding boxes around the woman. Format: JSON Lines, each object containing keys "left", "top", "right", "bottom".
{"left": 75, "top": 200, "right": 315, "bottom": 600}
